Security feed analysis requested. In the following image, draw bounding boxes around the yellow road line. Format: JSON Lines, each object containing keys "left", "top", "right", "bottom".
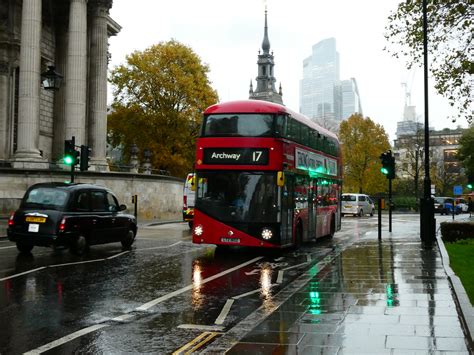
{"left": 173, "top": 331, "right": 222, "bottom": 355}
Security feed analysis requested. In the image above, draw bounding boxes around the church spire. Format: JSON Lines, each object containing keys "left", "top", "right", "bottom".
{"left": 261, "top": 7, "right": 270, "bottom": 54}
{"left": 248, "top": 7, "right": 283, "bottom": 105}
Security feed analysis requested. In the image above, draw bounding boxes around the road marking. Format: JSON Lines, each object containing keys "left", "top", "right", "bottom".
{"left": 276, "top": 270, "right": 284, "bottom": 284}
{"left": 244, "top": 269, "right": 260, "bottom": 276}
{"left": 135, "top": 241, "right": 183, "bottom": 251}
{"left": 214, "top": 299, "right": 234, "bottom": 325}
{"left": 178, "top": 324, "right": 224, "bottom": 331}
{"left": 0, "top": 267, "right": 46, "bottom": 281}
{"left": 0, "top": 245, "right": 16, "bottom": 250}
{"left": 50, "top": 259, "right": 104, "bottom": 268}
{"left": 106, "top": 251, "right": 130, "bottom": 259}
{"left": 136, "top": 256, "right": 262, "bottom": 311}
{"left": 282, "top": 261, "right": 309, "bottom": 272}
{"left": 173, "top": 332, "right": 221, "bottom": 355}
{"left": 232, "top": 289, "right": 261, "bottom": 300}
{"left": 23, "top": 324, "right": 108, "bottom": 355}
{"left": 111, "top": 314, "right": 135, "bottom": 322}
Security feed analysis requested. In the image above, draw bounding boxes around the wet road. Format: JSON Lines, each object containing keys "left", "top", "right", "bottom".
{"left": 0, "top": 214, "right": 468, "bottom": 354}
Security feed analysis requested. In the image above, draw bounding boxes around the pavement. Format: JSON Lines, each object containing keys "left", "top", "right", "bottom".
{"left": 204, "top": 216, "right": 473, "bottom": 354}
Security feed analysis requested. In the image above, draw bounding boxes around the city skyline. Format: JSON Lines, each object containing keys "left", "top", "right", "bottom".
{"left": 108, "top": 0, "right": 468, "bottom": 144}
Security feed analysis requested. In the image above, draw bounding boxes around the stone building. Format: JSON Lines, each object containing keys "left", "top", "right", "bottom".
{"left": 0, "top": 0, "right": 120, "bottom": 170}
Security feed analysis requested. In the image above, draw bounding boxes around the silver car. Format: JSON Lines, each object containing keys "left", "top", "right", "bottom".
{"left": 341, "top": 193, "right": 375, "bottom": 217}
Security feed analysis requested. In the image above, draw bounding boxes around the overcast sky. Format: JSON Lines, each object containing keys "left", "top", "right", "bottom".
{"left": 108, "top": 0, "right": 468, "bottom": 144}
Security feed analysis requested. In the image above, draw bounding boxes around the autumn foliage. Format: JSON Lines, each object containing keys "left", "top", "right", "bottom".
{"left": 108, "top": 40, "right": 218, "bottom": 177}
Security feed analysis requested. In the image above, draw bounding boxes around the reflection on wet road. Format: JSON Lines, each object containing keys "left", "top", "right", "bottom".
{"left": 0, "top": 215, "right": 470, "bottom": 354}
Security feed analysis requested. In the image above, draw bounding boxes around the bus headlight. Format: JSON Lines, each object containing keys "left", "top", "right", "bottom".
{"left": 261, "top": 228, "right": 273, "bottom": 240}
{"left": 194, "top": 225, "right": 203, "bottom": 236}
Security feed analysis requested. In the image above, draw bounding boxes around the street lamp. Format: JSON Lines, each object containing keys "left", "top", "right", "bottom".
{"left": 41, "top": 66, "right": 63, "bottom": 91}
{"left": 420, "top": 0, "right": 436, "bottom": 246}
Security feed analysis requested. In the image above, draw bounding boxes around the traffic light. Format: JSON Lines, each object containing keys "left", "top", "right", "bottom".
{"left": 80, "top": 145, "right": 91, "bottom": 171}
{"left": 64, "top": 138, "right": 78, "bottom": 166}
{"left": 467, "top": 183, "right": 473, "bottom": 189}
{"left": 380, "top": 150, "right": 396, "bottom": 179}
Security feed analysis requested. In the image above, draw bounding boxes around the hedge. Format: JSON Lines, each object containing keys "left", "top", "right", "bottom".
{"left": 440, "top": 221, "right": 474, "bottom": 243}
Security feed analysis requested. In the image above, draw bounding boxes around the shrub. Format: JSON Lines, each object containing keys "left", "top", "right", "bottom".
{"left": 392, "top": 196, "right": 418, "bottom": 211}
{"left": 440, "top": 221, "right": 474, "bottom": 242}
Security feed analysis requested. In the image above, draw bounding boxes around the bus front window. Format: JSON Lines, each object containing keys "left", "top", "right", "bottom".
{"left": 196, "top": 172, "right": 277, "bottom": 223}
{"left": 202, "top": 114, "right": 274, "bottom": 137}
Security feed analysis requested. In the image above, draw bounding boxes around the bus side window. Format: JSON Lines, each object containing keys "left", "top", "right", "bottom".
{"left": 275, "top": 114, "right": 287, "bottom": 137}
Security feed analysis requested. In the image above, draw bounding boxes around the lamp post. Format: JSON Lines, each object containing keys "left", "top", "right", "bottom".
{"left": 40, "top": 66, "right": 63, "bottom": 91}
{"left": 420, "top": 0, "right": 436, "bottom": 246}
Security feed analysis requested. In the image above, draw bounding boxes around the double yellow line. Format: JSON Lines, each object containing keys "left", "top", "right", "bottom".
{"left": 173, "top": 331, "right": 222, "bottom": 354}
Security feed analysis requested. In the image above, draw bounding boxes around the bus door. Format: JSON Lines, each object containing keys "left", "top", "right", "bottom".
{"left": 280, "top": 174, "right": 294, "bottom": 246}
{"left": 308, "top": 178, "right": 316, "bottom": 239}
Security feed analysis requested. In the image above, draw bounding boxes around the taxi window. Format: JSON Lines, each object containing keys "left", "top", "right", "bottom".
{"left": 90, "top": 191, "right": 108, "bottom": 212}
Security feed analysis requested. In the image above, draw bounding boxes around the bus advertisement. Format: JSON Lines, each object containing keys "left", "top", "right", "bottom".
{"left": 192, "top": 100, "right": 342, "bottom": 249}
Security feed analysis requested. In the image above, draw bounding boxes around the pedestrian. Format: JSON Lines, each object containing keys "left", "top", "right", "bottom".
{"left": 468, "top": 197, "right": 473, "bottom": 218}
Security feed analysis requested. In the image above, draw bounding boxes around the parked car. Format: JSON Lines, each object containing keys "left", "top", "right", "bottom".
{"left": 183, "top": 173, "right": 195, "bottom": 228}
{"left": 7, "top": 182, "right": 137, "bottom": 255}
{"left": 341, "top": 193, "right": 375, "bottom": 217}
{"left": 455, "top": 198, "right": 469, "bottom": 213}
{"left": 433, "top": 197, "right": 461, "bottom": 215}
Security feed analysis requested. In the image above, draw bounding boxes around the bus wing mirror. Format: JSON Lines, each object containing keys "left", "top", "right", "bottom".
{"left": 277, "top": 171, "right": 285, "bottom": 187}
{"left": 191, "top": 175, "right": 196, "bottom": 191}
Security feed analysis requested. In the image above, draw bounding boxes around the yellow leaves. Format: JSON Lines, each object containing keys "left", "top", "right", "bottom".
{"left": 108, "top": 40, "right": 218, "bottom": 177}
{"left": 340, "top": 114, "right": 391, "bottom": 194}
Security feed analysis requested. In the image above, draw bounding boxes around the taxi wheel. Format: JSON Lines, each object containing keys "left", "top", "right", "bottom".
{"left": 70, "top": 235, "right": 87, "bottom": 256}
{"left": 121, "top": 229, "right": 136, "bottom": 249}
{"left": 17, "top": 242, "right": 33, "bottom": 254}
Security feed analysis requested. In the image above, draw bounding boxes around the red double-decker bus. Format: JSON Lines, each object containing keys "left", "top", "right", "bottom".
{"left": 192, "top": 100, "right": 342, "bottom": 249}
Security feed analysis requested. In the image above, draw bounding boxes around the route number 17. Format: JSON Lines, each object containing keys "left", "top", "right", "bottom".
{"left": 252, "top": 151, "right": 263, "bottom": 162}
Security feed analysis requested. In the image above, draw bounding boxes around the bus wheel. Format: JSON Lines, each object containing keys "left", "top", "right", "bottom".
{"left": 329, "top": 216, "right": 335, "bottom": 238}
{"left": 295, "top": 223, "right": 303, "bottom": 249}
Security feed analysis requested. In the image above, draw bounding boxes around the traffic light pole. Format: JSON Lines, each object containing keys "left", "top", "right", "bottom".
{"left": 70, "top": 163, "right": 75, "bottom": 183}
{"left": 389, "top": 178, "right": 392, "bottom": 232}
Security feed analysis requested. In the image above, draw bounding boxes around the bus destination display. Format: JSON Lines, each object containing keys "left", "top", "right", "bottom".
{"left": 203, "top": 148, "right": 269, "bottom": 165}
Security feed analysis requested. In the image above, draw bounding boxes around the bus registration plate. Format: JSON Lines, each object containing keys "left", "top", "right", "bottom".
{"left": 221, "top": 237, "right": 240, "bottom": 243}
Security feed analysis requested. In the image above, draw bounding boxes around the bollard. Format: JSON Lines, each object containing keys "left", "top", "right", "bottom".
{"left": 131, "top": 195, "right": 138, "bottom": 220}
{"left": 378, "top": 198, "right": 383, "bottom": 240}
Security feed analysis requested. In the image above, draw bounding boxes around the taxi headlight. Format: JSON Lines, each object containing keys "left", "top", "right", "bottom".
{"left": 261, "top": 228, "right": 273, "bottom": 240}
{"left": 194, "top": 225, "right": 203, "bottom": 236}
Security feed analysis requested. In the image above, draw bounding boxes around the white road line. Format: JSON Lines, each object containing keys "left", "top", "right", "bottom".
{"left": 177, "top": 324, "right": 224, "bottom": 331}
{"left": 106, "top": 251, "right": 130, "bottom": 260}
{"left": 136, "top": 256, "right": 263, "bottom": 311}
{"left": 232, "top": 289, "right": 260, "bottom": 300}
{"left": 49, "top": 259, "right": 104, "bottom": 268}
{"left": 0, "top": 267, "right": 46, "bottom": 281}
{"left": 306, "top": 254, "right": 312, "bottom": 262}
{"left": 135, "top": 241, "right": 183, "bottom": 251}
{"left": 276, "top": 270, "right": 284, "bottom": 284}
{"left": 23, "top": 324, "right": 109, "bottom": 355}
{"left": 282, "top": 262, "right": 309, "bottom": 272}
{"left": 111, "top": 314, "right": 135, "bottom": 322}
{"left": 214, "top": 299, "right": 234, "bottom": 325}
{"left": 0, "top": 245, "right": 16, "bottom": 250}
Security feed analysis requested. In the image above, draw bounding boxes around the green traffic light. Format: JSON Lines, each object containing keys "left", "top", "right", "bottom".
{"left": 467, "top": 183, "right": 473, "bottom": 189}
{"left": 64, "top": 155, "right": 74, "bottom": 165}
{"left": 381, "top": 167, "right": 389, "bottom": 175}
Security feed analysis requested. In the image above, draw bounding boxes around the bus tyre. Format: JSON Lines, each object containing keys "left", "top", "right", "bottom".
{"left": 329, "top": 216, "right": 335, "bottom": 238}
{"left": 295, "top": 223, "right": 303, "bottom": 249}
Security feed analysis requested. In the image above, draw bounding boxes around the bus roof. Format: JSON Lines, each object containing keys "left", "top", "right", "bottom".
{"left": 204, "top": 100, "right": 338, "bottom": 141}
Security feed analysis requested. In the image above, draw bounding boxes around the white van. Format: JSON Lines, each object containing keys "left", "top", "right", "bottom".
{"left": 341, "top": 193, "right": 375, "bottom": 217}
{"left": 183, "top": 173, "right": 195, "bottom": 228}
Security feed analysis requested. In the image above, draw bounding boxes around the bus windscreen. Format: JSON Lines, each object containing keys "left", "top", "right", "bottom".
{"left": 202, "top": 114, "right": 275, "bottom": 137}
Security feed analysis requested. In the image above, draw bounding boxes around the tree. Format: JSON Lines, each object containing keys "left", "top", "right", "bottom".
{"left": 339, "top": 114, "right": 391, "bottom": 195}
{"left": 385, "top": 0, "right": 473, "bottom": 124}
{"left": 108, "top": 40, "right": 219, "bottom": 177}
{"left": 456, "top": 126, "right": 474, "bottom": 183}
{"left": 395, "top": 130, "right": 424, "bottom": 198}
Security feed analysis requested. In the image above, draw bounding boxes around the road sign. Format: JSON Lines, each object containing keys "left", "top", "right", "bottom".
{"left": 453, "top": 185, "right": 462, "bottom": 195}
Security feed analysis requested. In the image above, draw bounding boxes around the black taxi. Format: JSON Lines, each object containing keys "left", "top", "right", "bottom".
{"left": 7, "top": 182, "right": 137, "bottom": 255}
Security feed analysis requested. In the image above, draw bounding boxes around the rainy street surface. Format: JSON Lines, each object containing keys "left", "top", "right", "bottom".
{"left": 0, "top": 214, "right": 471, "bottom": 354}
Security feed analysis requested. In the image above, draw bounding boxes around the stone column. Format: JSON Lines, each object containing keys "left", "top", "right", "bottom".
{"left": 65, "top": 0, "right": 88, "bottom": 147}
{"left": 0, "top": 60, "right": 9, "bottom": 161}
{"left": 52, "top": 18, "right": 68, "bottom": 161}
{"left": 13, "top": 0, "right": 45, "bottom": 167}
{"left": 88, "top": 0, "right": 111, "bottom": 171}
